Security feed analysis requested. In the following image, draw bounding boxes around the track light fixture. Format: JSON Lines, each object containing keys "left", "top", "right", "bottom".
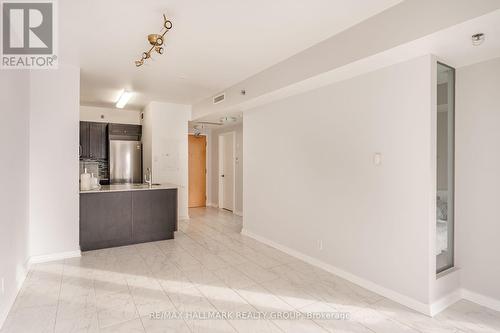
{"left": 135, "top": 14, "right": 173, "bottom": 67}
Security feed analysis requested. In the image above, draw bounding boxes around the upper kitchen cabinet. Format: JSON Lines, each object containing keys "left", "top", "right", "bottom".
{"left": 89, "top": 122, "right": 108, "bottom": 159}
{"left": 108, "top": 123, "right": 142, "bottom": 140}
{"left": 80, "top": 121, "right": 108, "bottom": 159}
{"left": 79, "top": 122, "right": 90, "bottom": 158}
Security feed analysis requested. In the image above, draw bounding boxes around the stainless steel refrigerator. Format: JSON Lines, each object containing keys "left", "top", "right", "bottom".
{"left": 110, "top": 140, "right": 142, "bottom": 184}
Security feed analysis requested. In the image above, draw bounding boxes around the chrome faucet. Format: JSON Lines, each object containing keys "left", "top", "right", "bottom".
{"left": 144, "top": 168, "right": 152, "bottom": 188}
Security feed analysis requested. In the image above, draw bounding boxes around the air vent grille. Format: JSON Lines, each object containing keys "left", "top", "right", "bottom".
{"left": 213, "top": 93, "right": 225, "bottom": 104}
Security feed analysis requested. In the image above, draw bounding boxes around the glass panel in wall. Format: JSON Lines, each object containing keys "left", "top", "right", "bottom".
{"left": 436, "top": 63, "right": 455, "bottom": 273}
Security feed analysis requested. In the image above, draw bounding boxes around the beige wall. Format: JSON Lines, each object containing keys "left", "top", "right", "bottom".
{"left": 208, "top": 124, "right": 243, "bottom": 215}
{"left": 456, "top": 56, "right": 500, "bottom": 303}
{"left": 244, "top": 56, "right": 434, "bottom": 308}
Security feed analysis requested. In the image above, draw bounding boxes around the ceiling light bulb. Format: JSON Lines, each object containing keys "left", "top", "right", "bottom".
{"left": 155, "top": 46, "right": 164, "bottom": 54}
{"left": 471, "top": 33, "right": 485, "bottom": 46}
{"left": 116, "top": 90, "right": 133, "bottom": 109}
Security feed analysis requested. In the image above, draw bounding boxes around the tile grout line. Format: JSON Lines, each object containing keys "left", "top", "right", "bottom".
{"left": 125, "top": 277, "right": 147, "bottom": 333}
{"left": 51, "top": 261, "right": 65, "bottom": 333}
{"left": 141, "top": 241, "right": 194, "bottom": 333}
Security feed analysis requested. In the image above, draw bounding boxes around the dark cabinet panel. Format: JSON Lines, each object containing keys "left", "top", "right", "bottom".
{"left": 80, "top": 189, "right": 177, "bottom": 251}
{"left": 108, "top": 123, "right": 142, "bottom": 140}
{"left": 79, "top": 122, "right": 90, "bottom": 158}
{"left": 80, "top": 192, "right": 133, "bottom": 251}
{"left": 89, "top": 122, "right": 108, "bottom": 159}
{"left": 156, "top": 189, "right": 178, "bottom": 232}
{"left": 133, "top": 189, "right": 177, "bottom": 243}
{"left": 132, "top": 191, "right": 153, "bottom": 242}
{"left": 80, "top": 121, "right": 108, "bottom": 159}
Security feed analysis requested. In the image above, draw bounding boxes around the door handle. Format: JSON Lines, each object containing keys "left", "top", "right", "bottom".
{"left": 221, "top": 174, "right": 225, "bottom": 178}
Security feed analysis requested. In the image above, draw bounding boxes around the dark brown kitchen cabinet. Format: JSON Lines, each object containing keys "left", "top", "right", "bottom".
{"left": 80, "top": 189, "right": 177, "bottom": 251}
{"left": 80, "top": 192, "right": 133, "bottom": 250}
{"left": 79, "top": 122, "right": 90, "bottom": 158}
{"left": 108, "top": 123, "right": 141, "bottom": 140}
{"left": 89, "top": 122, "right": 108, "bottom": 159}
{"left": 79, "top": 121, "right": 107, "bottom": 159}
{"left": 132, "top": 189, "right": 177, "bottom": 243}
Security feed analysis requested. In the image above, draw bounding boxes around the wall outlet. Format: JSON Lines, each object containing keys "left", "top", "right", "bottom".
{"left": 317, "top": 240, "right": 323, "bottom": 250}
{"left": 1, "top": 278, "right": 4, "bottom": 295}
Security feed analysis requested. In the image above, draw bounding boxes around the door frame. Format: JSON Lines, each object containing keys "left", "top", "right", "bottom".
{"left": 218, "top": 131, "right": 236, "bottom": 211}
{"left": 188, "top": 134, "right": 208, "bottom": 208}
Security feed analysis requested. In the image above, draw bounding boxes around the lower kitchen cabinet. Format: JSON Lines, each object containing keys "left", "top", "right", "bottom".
{"left": 80, "top": 189, "right": 177, "bottom": 251}
{"left": 132, "top": 189, "right": 177, "bottom": 243}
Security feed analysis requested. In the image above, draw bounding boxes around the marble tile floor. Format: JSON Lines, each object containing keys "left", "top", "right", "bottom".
{"left": 2, "top": 207, "right": 499, "bottom": 333}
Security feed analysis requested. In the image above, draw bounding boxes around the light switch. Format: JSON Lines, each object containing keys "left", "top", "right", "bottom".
{"left": 373, "top": 153, "right": 382, "bottom": 166}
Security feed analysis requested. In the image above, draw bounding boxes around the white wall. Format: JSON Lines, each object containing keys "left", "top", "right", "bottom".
{"left": 29, "top": 66, "right": 80, "bottom": 258}
{"left": 142, "top": 102, "right": 191, "bottom": 219}
{"left": 243, "top": 56, "right": 434, "bottom": 306}
{"left": 209, "top": 124, "right": 243, "bottom": 215}
{"left": 80, "top": 105, "right": 141, "bottom": 124}
{"left": 0, "top": 72, "right": 31, "bottom": 329}
{"left": 456, "top": 57, "right": 500, "bottom": 303}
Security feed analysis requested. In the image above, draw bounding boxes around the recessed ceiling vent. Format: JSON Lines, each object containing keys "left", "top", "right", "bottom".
{"left": 213, "top": 93, "right": 225, "bottom": 105}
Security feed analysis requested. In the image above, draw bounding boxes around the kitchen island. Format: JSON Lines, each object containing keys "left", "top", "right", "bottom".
{"left": 80, "top": 183, "right": 178, "bottom": 251}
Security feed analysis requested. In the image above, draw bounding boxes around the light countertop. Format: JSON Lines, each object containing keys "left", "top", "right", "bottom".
{"left": 80, "top": 183, "right": 178, "bottom": 194}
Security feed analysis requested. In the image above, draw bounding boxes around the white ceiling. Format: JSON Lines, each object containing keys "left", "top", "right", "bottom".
{"left": 70, "top": 0, "right": 402, "bottom": 110}
{"left": 191, "top": 7, "right": 500, "bottom": 122}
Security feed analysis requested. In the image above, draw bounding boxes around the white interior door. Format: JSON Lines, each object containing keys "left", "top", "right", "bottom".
{"left": 219, "top": 132, "right": 235, "bottom": 211}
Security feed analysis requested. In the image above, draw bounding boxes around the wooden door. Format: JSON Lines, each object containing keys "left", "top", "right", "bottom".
{"left": 188, "top": 135, "right": 206, "bottom": 208}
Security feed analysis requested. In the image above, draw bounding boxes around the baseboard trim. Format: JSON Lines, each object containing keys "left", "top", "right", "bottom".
{"left": 178, "top": 215, "right": 190, "bottom": 221}
{"left": 241, "top": 228, "right": 433, "bottom": 316}
{"left": 2, "top": 251, "right": 81, "bottom": 329}
{"left": 241, "top": 228, "right": 500, "bottom": 316}
{"left": 206, "top": 203, "right": 241, "bottom": 216}
{"left": 461, "top": 289, "right": 500, "bottom": 312}
{"left": 0, "top": 261, "right": 29, "bottom": 330}
{"left": 28, "top": 250, "right": 81, "bottom": 266}
{"left": 430, "top": 290, "right": 462, "bottom": 316}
